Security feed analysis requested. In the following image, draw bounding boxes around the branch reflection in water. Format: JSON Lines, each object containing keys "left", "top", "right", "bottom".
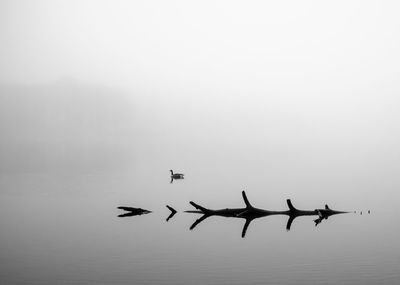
{"left": 117, "top": 191, "right": 351, "bottom": 238}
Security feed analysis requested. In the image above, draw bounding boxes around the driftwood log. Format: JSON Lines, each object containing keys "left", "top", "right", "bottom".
{"left": 116, "top": 192, "right": 349, "bottom": 237}
{"left": 117, "top": 207, "right": 152, "bottom": 217}
{"left": 186, "top": 191, "right": 348, "bottom": 237}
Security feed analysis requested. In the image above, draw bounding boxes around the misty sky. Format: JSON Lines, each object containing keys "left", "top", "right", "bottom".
{"left": 1, "top": 1, "right": 400, "bottom": 203}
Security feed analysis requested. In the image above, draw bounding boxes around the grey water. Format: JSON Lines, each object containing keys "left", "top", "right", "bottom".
{"left": 1, "top": 82, "right": 400, "bottom": 285}
{"left": 1, "top": 169, "right": 399, "bottom": 285}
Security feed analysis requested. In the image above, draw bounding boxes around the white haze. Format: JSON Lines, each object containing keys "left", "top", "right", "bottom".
{"left": 1, "top": 1, "right": 400, "bottom": 202}
{"left": 1, "top": 2, "right": 400, "bottom": 284}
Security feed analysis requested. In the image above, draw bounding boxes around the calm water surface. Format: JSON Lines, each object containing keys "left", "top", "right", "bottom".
{"left": 1, "top": 158, "right": 399, "bottom": 284}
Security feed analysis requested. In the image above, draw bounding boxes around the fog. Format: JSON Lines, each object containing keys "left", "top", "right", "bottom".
{"left": 2, "top": 1, "right": 400, "bottom": 88}
{"left": 0, "top": 0, "right": 400, "bottom": 194}
{"left": 1, "top": 2, "right": 400, "bottom": 284}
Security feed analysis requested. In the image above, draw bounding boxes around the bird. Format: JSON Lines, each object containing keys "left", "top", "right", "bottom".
{"left": 170, "top": 170, "right": 184, "bottom": 183}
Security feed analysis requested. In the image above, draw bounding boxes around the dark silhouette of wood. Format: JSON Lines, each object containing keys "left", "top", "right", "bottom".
{"left": 166, "top": 205, "right": 177, "bottom": 221}
{"left": 117, "top": 206, "right": 151, "bottom": 217}
{"left": 186, "top": 191, "right": 284, "bottom": 237}
{"left": 190, "top": 214, "right": 210, "bottom": 230}
{"left": 116, "top": 192, "right": 350, "bottom": 235}
{"left": 284, "top": 199, "right": 317, "bottom": 231}
{"left": 186, "top": 191, "right": 350, "bottom": 237}
{"left": 313, "top": 204, "right": 349, "bottom": 226}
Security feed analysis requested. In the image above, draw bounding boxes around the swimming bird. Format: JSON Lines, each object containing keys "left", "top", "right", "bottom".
{"left": 170, "top": 170, "right": 184, "bottom": 183}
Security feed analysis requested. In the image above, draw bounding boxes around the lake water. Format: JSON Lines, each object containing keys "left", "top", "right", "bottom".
{"left": 1, "top": 161, "right": 399, "bottom": 285}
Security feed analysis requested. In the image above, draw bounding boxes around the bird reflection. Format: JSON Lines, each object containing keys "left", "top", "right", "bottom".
{"left": 117, "top": 206, "right": 151, "bottom": 217}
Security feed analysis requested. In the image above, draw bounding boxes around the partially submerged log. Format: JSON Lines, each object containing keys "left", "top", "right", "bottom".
{"left": 186, "top": 191, "right": 284, "bottom": 237}
{"left": 313, "top": 204, "right": 349, "bottom": 226}
{"left": 116, "top": 192, "right": 350, "bottom": 235}
{"left": 186, "top": 191, "right": 350, "bottom": 237}
{"left": 284, "top": 199, "right": 317, "bottom": 231}
{"left": 166, "top": 205, "right": 177, "bottom": 221}
{"left": 117, "top": 206, "right": 152, "bottom": 217}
